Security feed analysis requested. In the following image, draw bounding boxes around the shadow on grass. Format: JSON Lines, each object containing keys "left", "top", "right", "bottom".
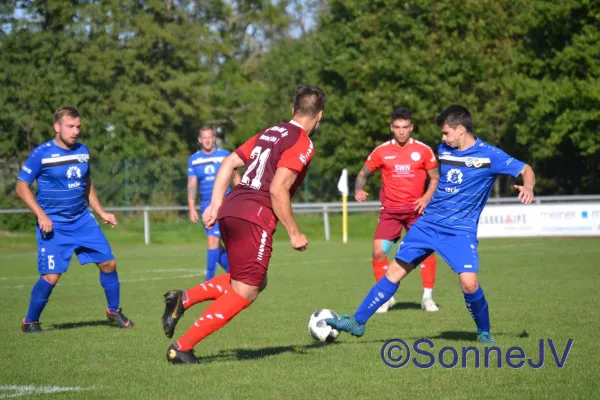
{"left": 431, "top": 330, "right": 478, "bottom": 342}
{"left": 429, "top": 330, "right": 530, "bottom": 342}
{"left": 199, "top": 339, "right": 389, "bottom": 363}
{"left": 193, "top": 329, "right": 531, "bottom": 364}
{"left": 50, "top": 320, "right": 112, "bottom": 330}
{"left": 389, "top": 301, "right": 423, "bottom": 311}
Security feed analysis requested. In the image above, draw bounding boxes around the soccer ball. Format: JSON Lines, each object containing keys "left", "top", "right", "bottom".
{"left": 308, "top": 309, "right": 340, "bottom": 343}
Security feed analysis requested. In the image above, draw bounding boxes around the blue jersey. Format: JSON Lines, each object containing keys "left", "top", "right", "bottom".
{"left": 187, "top": 148, "right": 231, "bottom": 212}
{"left": 418, "top": 138, "right": 526, "bottom": 235}
{"left": 17, "top": 140, "right": 91, "bottom": 224}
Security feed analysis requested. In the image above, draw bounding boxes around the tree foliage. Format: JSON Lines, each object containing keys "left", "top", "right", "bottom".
{"left": 1, "top": 0, "right": 599, "bottom": 221}
{"left": 233, "top": 0, "right": 599, "bottom": 197}
{"left": 0, "top": 0, "right": 308, "bottom": 229}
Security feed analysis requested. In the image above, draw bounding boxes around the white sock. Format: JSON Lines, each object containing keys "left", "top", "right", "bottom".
{"left": 423, "top": 288, "right": 433, "bottom": 299}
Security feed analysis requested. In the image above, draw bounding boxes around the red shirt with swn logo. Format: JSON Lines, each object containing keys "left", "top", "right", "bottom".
{"left": 365, "top": 138, "right": 437, "bottom": 210}
{"left": 217, "top": 121, "right": 314, "bottom": 233}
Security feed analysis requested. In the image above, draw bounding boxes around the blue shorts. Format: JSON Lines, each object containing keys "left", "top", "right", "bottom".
{"left": 36, "top": 213, "right": 114, "bottom": 274}
{"left": 394, "top": 222, "right": 479, "bottom": 273}
{"left": 204, "top": 221, "right": 222, "bottom": 238}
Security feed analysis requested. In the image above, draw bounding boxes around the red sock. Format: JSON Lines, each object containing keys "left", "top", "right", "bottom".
{"left": 372, "top": 259, "right": 388, "bottom": 282}
{"left": 176, "top": 290, "right": 250, "bottom": 351}
{"left": 420, "top": 254, "right": 437, "bottom": 289}
{"left": 183, "top": 274, "right": 232, "bottom": 309}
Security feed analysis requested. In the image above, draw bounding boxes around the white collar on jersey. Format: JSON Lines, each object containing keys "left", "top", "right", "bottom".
{"left": 392, "top": 138, "right": 414, "bottom": 146}
{"left": 289, "top": 120, "right": 306, "bottom": 130}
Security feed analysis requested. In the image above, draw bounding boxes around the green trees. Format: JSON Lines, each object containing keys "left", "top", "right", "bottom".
{"left": 506, "top": 1, "right": 600, "bottom": 193}
{"left": 1, "top": 0, "right": 598, "bottom": 218}
{"left": 236, "top": 0, "right": 599, "bottom": 197}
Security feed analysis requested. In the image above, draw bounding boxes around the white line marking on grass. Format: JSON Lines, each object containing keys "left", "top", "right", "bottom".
{"left": 0, "top": 242, "right": 589, "bottom": 289}
{"left": 0, "top": 269, "right": 201, "bottom": 283}
{"left": 131, "top": 268, "right": 200, "bottom": 274}
{"left": 0, "top": 272, "right": 207, "bottom": 289}
{"left": 0, "top": 258, "right": 371, "bottom": 289}
{"left": 0, "top": 252, "right": 37, "bottom": 259}
{"left": 519, "top": 248, "right": 600, "bottom": 257}
{"left": 476, "top": 242, "right": 547, "bottom": 250}
{"left": 119, "top": 273, "right": 205, "bottom": 283}
{"left": 0, "top": 385, "right": 95, "bottom": 398}
{"left": 117, "top": 254, "right": 200, "bottom": 260}
{"left": 0, "top": 275, "right": 39, "bottom": 281}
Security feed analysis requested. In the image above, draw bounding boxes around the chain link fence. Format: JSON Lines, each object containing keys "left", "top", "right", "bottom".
{"left": 0, "top": 158, "right": 339, "bottom": 231}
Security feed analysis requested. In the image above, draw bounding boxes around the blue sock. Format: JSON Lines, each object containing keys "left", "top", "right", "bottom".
{"left": 354, "top": 276, "right": 400, "bottom": 324}
{"left": 463, "top": 286, "right": 490, "bottom": 333}
{"left": 218, "top": 249, "right": 230, "bottom": 273}
{"left": 206, "top": 248, "right": 220, "bottom": 280}
{"left": 100, "top": 271, "right": 120, "bottom": 313}
{"left": 25, "top": 278, "right": 55, "bottom": 322}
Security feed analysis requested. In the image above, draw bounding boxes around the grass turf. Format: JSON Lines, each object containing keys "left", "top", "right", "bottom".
{"left": 0, "top": 216, "right": 599, "bottom": 399}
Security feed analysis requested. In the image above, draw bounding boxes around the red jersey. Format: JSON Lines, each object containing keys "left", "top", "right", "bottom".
{"left": 364, "top": 138, "right": 437, "bottom": 209}
{"left": 217, "top": 121, "right": 314, "bottom": 233}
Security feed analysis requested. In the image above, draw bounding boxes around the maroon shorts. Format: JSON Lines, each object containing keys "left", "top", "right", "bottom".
{"left": 374, "top": 208, "right": 420, "bottom": 241}
{"left": 219, "top": 216, "right": 273, "bottom": 286}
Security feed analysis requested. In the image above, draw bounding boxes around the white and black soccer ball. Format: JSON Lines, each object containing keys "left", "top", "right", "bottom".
{"left": 308, "top": 309, "right": 340, "bottom": 343}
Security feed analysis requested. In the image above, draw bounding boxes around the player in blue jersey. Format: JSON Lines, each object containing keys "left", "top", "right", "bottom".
{"left": 187, "top": 127, "right": 241, "bottom": 280}
{"left": 326, "top": 105, "right": 535, "bottom": 344}
{"left": 15, "top": 107, "right": 134, "bottom": 332}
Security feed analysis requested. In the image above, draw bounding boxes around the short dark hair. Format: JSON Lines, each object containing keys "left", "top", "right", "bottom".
{"left": 53, "top": 107, "right": 80, "bottom": 124}
{"left": 436, "top": 105, "right": 473, "bottom": 133}
{"left": 390, "top": 108, "right": 412, "bottom": 122}
{"left": 292, "top": 85, "right": 327, "bottom": 118}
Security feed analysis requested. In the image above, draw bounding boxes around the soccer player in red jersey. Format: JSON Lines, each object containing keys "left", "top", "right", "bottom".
{"left": 161, "top": 85, "right": 326, "bottom": 364}
{"left": 355, "top": 108, "right": 440, "bottom": 313}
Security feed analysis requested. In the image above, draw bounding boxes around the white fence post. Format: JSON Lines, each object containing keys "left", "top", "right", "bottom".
{"left": 2, "top": 195, "right": 600, "bottom": 243}
{"left": 144, "top": 207, "right": 150, "bottom": 245}
{"left": 323, "top": 206, "right": 330, "bottom": 241}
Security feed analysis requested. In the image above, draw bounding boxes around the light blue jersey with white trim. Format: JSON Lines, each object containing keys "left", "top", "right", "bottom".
{"left": 418, "top": 138, "right": 526, "bottom": 235}
{"left": 187, "top": 148, "right": 231, "bottom": 213}
{"left": 17, "top": 140, "right": 91, "bottom": 224}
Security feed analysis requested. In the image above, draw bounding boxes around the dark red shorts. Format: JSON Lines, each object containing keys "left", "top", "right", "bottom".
{"left": 374, "top": 208, "right": 420, "bottom": 241}
{"left": 219, "top": 216, "right": 273, "bottom": 286}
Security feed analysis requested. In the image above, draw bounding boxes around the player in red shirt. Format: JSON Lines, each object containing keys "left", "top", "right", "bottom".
{"left": 160, "top": 85, "right": 326, "bottom": 364}
{"left": 355, "top": 108, "right": 440, "bottom": 313}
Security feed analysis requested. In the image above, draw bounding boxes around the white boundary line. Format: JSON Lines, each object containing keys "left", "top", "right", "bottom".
{"left": 1, "top": 242, "right": 597, "bottom": 289}
{"left": 0, "top": 385, "right": 96, "bottom": 399}
{"left": 0, "top": 258, "right": 370, "bottom": 289}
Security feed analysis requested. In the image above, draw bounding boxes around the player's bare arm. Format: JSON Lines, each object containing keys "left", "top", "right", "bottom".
{"left": 271, "top": 167, "right": 308, "bottom": 251}
{"left": 85, "top": 177, "right": 116, "bottom": 227}
{"left": 354, "top": 165, "right": 372, "bottom": 202}
{"left": 15, "top": 180, "right": 53, "bottom": 233}
{"left": 515, "top": 164, "right": 536, "bottom": 204}
{"left": 232, "top": 170, "right": 242, "bottom": 186}
{"left": 187, "top": 176, "right": 199, "bottom": 223}
{"left": 203, "top": 152, "right": 245, "bottom": 228}
{"left": 414, "top": 167, "right": 440, "bottom": 214}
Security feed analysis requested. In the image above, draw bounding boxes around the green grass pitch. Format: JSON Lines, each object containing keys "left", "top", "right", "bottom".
{"left": 1, "top": 215, "right": 599, "bottom": 399}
